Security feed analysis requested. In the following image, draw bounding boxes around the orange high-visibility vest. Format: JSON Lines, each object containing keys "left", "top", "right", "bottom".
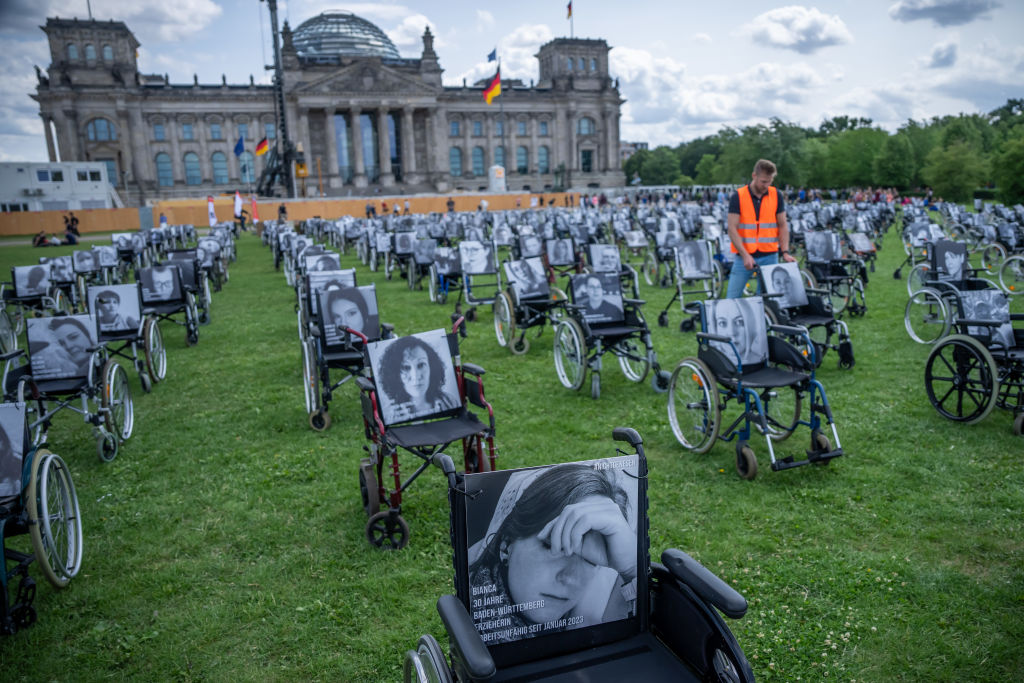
{"left": 731, "top": 185, "right": 779, "bottom": 254}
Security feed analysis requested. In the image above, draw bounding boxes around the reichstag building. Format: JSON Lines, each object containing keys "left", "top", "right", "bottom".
{"left": 32, "top": 11, "right": 626, "bottom": 205}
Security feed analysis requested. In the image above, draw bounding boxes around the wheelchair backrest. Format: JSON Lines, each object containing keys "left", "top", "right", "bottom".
{"left": 570, "top": 273, "right": 625, "bottom": 325}
{"left": 453, "top": 452, "right": 648, "bottom": 667}
{"left": 317, "top": 285, "right": 381, "bottom": 346}
{"left": 0, "top": 402, "right": 28, "bottom": 500}
{"left": 761, "top": 262, "right": 809, "bottom": 308}
{"left": 11, "top": 264, "right": 52, "bottom": 299}
{"left": 88, "top": 284, "right": 143, "bottom": 337}
{"left": 546, "top": 238, "right": 575, "bottom": 267}
{"left": 804, "top": 231, "right": 840, "bottom": 264}
{"left": 139, "top": 264, "right": 184, "bottom": 304}
{"left": 623, "top": 230, "right": 648, "bottom": 248}
{"left": 433, "top": 247, "right": 461, "bottom": 276}
{"left": 931, "top": 240, "right": 968, "bottom": 282}
{"left": 675, "top": 240, "right": 714, "bottom": 279}
{"left": 395, "top": 231, "right": 416, "bottom": 255}
{"left": 365, "top": 328, "right": 462, "bottom": 425}
{"left": 959, "top": 289, "right": 1013, "bottom": 348}
{"left": 848, "top": 232, "right": 875, "bottom": 253}
{"left": 112, "top": 232, "right": 144, "bottom": 254}
{"left": 503, "top": 258, "right": 550, "bottom": 301}
{"left": 26, "top": 314, "right": 97, "bottom": 381}
{"left": 306, "top": 253, "right": 341, "bottom": 274}
{"left": 94, "top": 245, "right": 119, "bottom": 269}
{"left": 72, "top": 249, "right": 101, "bottom": 274}
{"left": 413, "top": 238, "right": 438, "bottom": 266}
{"left": 459, "top": 241, "right": 496, "bottom": 276}
{"left": 701, "top": 297, "right": 769, "bottom": 367}
{"left": 44, "top": 256, "right": 75, "bottom": 285}
{"left": 519, "top": 235, "right": 544, "bottom": 259}
{"left": 588, "top": 244, "right": 621, "bottom": 273}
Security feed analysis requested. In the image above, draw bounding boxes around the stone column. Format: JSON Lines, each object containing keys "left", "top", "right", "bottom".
{"left": 168, "top": 116, "right": 183, "bottom": 182}
{"left": 325, "top": 108, "right": 340, "bottom": 189}
{"left": 42, "top": 115, "right": 57, "bottom": 161}
{"left": 426, "top": 107, "right": 449, "bottom": 192}
{"left": 530, "top": 115, "right": 540, "bottom": 183}
{"left": 401, "top": 106, "right": 419, "bottom": 184}
{"left": 351, "top": 107, "right": 367, "bottom": 188}
{"left": 116, "top": 109, "right": 134, "bottom": 188}
{"left": 377, "top": 107, "right": 394, "bottom": 187}
{"left": 196, "top": 118, "right": 211, "bottom": 183}
{"left": 62, "top": 110, "right": 82, "bottom": 161}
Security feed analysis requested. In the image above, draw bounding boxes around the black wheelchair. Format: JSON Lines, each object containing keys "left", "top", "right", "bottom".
{"left": 165, "top": 249, "right": 213, "bottom": 326}
{"left": 492, "top": 257, "right": 569, "bottom": 355}
{"left": 3, "top": 265, "right": 73, "bottom": 339}
{"left": 1, "top": 402, "right": 83, "bottom": 634}
{"left": 356, "top": 324, "right": 496, "bottom": 549}
{"left": 656, "top": 240, "right": 721, "bottom": 332}
{"left": 403, "top": 428, "right": 753, "bottom": 683}
{"left": 667, "top": 296, "right": 843, "bottom": 479}
{"left": 87, "top": 284, "right": 166, "bottom": 393}
{"left": 803, "top": 231, "right": 866, "bottom": 317}
{"left": 553, "top": 273, "right": 670, "bottom": 399}
{"left": 453, "top": 241, "right": 502, "bottom": 325}
{"left": 137, "top": 264, "right": 200, "bottom": 347}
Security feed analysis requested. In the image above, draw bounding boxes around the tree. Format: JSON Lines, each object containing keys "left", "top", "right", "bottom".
{"left": 897, "top": 120, "right": 938, "bottom": 188}
{"left": 622, "top": 148, "right": 649, "bottom": 185}
{"left": 991, "top": 134, "right": 1024, "bottom": 203}
{"left": 824, "top": 128, "right": 888, "bottom": 188}
{"left": 921, "top": 142, "right": 988, "bottom": 202}
{"left": 799, "top": 138, "right": 829, "bottom": 188}
{"left": 873, "top": 134, "right": 915, "bottom": 190}
{"left": 694, "top": 153, "right": 717, "bottom": 185}
{"left": 638, "top": 146, "right": 680, "bottom": 185}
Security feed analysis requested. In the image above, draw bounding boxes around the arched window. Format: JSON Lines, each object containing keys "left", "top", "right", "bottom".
{"left": 494, "top": 146, "right": 506, "bottom": 169}
{"left": 67, "top": 44, "right": 78, "bottom": 60}
{"left": 211, "top": 152, "right": 228, "bottom": 185}
{"left": 184, "top": 152, "right": 201, "bottom": 185}
{"left": 102, "top": 45, "right": 113, "bottom": 61}
{"left": 567, "top": 57, "right": 573, "bottom": 71}
{"left": 516, "top": 146, "right": 529, "bottom": 174}
{"left": 577, "top": 117, "right": 595, "bottom": 135}
{"left": 86, "top": 118, "right": 117, "bottom": 142}
{"left": 239, "top": 152, "right": 255, "bottom": 183}
{"left": 155, "top": 153, "right": 174, "bottom": 187}
{"left": 578, "top": 57, "right": 584, "bottom": 71}
{"left": 84, "top": 44, "right": 96, "bottom": 61}
{"left": 590, "top": 58, "right": 597, "bottom": 71}
{"left": 472, "top": 147, "right": 485, "bottom": 176}
{"left": 449, "top": 147, "right": 463, "bottom": 177}
{"left": 538, "top": 146, "right": 550, "bottom": 174}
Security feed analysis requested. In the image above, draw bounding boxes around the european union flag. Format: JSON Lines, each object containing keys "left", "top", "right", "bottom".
{"left": 233, "top": 135, "right": 244, "bottom": 157}
{"left": 487, "top": 49, "right": 497, "bottom": 62}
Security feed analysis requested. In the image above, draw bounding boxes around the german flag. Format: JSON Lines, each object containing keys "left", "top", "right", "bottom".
{"left": 255, "top": 137, "right": 269, "bottom": 156}
{"left": 483, "top": 68, "right": 501, "bottom": 105}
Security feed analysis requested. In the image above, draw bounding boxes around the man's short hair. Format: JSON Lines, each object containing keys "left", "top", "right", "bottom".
{"left": 753, "top": 159, "right": 777, "bottom": 176}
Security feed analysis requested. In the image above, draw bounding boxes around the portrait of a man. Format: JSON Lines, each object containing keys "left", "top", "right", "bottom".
{"left": 140, "top": 265, "right": 181, "bottom": 303}
{"left": 572, "top": 273, "right": 623, "bottom": 324}
{"left": 89, "top": 284, "right": 142, "bottom": 334}
{"left": 504, "top": 257, "right": 548, "bottom": 300}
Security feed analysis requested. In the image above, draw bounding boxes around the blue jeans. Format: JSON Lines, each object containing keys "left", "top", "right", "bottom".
{"left": 725, "top": 252, "right": 779, "bottom": 299}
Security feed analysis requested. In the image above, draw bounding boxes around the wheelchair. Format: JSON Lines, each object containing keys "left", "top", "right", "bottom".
{"left": 165, "top": 249, "right": 213, "bottom": 326}
{"left": 3, "top": 265, "right": 73, "bottom": 338}
{"left": 428, "top": 247, "right": 464, "bottom": 306}
{"left": 87, "top": 284, "right": 166, "bottom": 393}
{"left": 356, "top": 324, "right": 496, "bottom": 549}
{"left": 454, "top": 241, "right": 502, "bottom": 324}
{"left": 5, "top": 313, "right": 134, "bottom": 461}
{"left": 407, "top": 238, "right": 439, "bottom": 293}
{"left": 403, "top": 428, "right": 753, "bottom": 683}
{"left": 656, "top": 240, "right": 721, "bottom": 332}
{"left": 301, "top": 283, "right": 390, "bottom": 431}
{"left": 667, "top": 296, "right": 843, "bottom": 479}
{"left": 585, "top": 243, "right": 640, "bottom": 300}
{"left": 295, "top": 267, "right": 358, "bottom": 342}
{"left": 802, "top": 231, "right": 866, "bottom": 317}
{"left": 39, "top": 256, "right": 81, "bottom": 313}
{"left": 1, "top": 402, "right": 83, "bottom": 634}
{"left": 553, "top": 272, "right": 671, "bottom": 399}
{"left": 137, "top": 264, "right": 200, "bottom": 347}
{"left": 493, "top": 257, "right": 568, "bottom": 355}
{"left": 924, "top": 288, "right": 1023, "bottom": 433}
{"left": 543, "top": 237, "right": 585, "bottom": 283}
{"left": 641, "top": 228, "right": 682, "bottom": 288}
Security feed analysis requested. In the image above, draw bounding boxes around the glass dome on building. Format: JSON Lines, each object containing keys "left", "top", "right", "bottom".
{"left": 291, "top": 11, "right": 401, "bottom": 60}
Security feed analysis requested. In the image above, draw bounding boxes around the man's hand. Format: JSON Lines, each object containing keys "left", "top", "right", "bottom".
{"left": 781, "top": 252, "right": 796, "bottom": 263}
{"left": 742, "top": 252, "right": 756, "bottom": 270}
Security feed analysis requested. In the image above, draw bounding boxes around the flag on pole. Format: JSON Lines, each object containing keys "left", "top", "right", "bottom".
{"left": 567, "top": 1, "right": 572, "bottom": 19}
{"left": 233, "top": 191, "right": 243, "bottom": 218}
{"left": 233, "top": 135, "right": 244, "bottom": 157}
{"left": 487, "top": 48, "right": 497, "bottom": 62}
{"left": 207, "top": 196, "right": 217, "bottom": 227}
{"left": 255, "top": 137, "right": 269, "bottom": 156}
{"left": 483, "top": 68, "right": 501, "bottom": 105}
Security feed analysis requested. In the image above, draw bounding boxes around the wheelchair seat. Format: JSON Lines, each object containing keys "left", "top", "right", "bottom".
{"left": 387, "top": 410, "right": 489, "bottom": 449}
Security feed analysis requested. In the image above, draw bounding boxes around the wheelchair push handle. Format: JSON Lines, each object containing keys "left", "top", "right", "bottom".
{"left": 431, "top": 453, "right": 457, "bottom": 489}
{"left": 661, "top": 548, "right": 748, "bottom": 620}
{"left": 612, "top": 427, "right": 642, "bottom": 449}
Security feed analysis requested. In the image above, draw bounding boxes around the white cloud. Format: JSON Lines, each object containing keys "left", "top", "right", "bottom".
{"left": 741, "top": 6, "right": 853, "bottom": 54}
{"left": 450, "top": 24, "right": 554, "bottom": 87}
{"left": 476, "top": 10, "right": 495, "bottom": 32}
{"left": 386, "top": 13, "right": 441, "bottom": 52}
{"left": 925, "top": 41, "right": 958, "bottom": 68}
{"left": 693, "top": 33, "right": 712, "bottom": 44}
{"left": 889, "top": 0, "right": 1001, "bottom": 27}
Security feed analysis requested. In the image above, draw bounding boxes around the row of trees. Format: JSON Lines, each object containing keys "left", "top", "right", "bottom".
{"left": 624, "top": 99, "right": 1024, "bottom": 204}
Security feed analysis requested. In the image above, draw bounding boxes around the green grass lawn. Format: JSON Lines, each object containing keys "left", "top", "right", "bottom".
{"left": 0, "top": 219, "right": 1021, "bottom": 682}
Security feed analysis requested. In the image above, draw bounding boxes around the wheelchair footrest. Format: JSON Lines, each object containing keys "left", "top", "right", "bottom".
{"left": 770, "top": 448, "right": 843, "bottom": 472}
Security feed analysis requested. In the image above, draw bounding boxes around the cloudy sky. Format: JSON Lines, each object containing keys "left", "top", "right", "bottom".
{"left": 1, "top": 0, "right": 1021, "bottom": 162}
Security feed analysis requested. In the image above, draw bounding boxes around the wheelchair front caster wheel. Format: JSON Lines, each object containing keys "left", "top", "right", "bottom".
{"left": 510, "top": 337, "right": 530, "bottom": 355}
{"left": 366, "top": 510, "right": 410, "bottom": 550}
{"left": 680, "top": 318, "right": 695, "bottom": 333}
{"left": 590, "top": 373, "right": 601, "bottom": 400}
{"left": 139, "top": 371, "right": 152, "bottom": 394}
{"left": 309, "top": 409, "right": 331, "bottom": 431}
{"left": 810, "top": 429, "right": 832, "bottom": 462}
{"left": 97, "top": 433, "right": 118, "bottom": 462}
{"left": 359, "top": 460, "right": 380, "bottom": 516}
{"left": 1014, "top": 413, "right": 1024, "bottom": 437}
{"left": 736, "top": 442, "right": 757, "bottom": 480}
{"left": 12, "top": 604, "right": 37, "bottom": 632}
{"left": 657, "top": 311, "right": 668, "bottom": 327}
{"left": 651, "top": 370, "right": 671, "bottom": 393}
{"left": 466, "top": 307, "right": 477, "bottom": 323}
{"left": 186, "top": 330, "right": 198, "bottom": 346}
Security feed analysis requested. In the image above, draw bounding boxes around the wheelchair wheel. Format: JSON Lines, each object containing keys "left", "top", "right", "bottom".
{"left": 301, "top": 338, "right": 320, "bottom": 415}
{"left": 760, "top": 384, "right": 802, "bottom": 442}
{"left": 309, "top": 409, "right": 331, "bottom": 431}
{"left": 369, "top": 247, "right": 378, "bottom": 272}
{"left": 102, "top": 360, "right": 134, "bottom": 443}
{"left": 829, "top": 280, "right": 851, "bottom": 316}
{"left": 981, "top": 242, "right": 1007, "bottom": 273}
{"left": 359, "top": 459, "right": 380, "bottom": 516}
{"left": 642, "top": 251, "right": 660, "bottom": 287}
{"left": 548, "top": 287, "right": 568, "bottom": 324}
{"left": 998, "top": 254, "right": 1024, "bottom": 296}
{"left": 27, "top": 450, "right": 83, "bottom": 589}
{"left": 905, "top": 288, "right": 950, "bottom": 344}
{"left": 0, "top": 309, "right": 15, "bottom": 355}
{"left": 735, "top": 442, "right": 757, "bottom": 480}
{"left": 463, "top": 434, "right": 492, "bottom": 473}
{"left": 366, "top": 510, "right": 410, "bottom": 550}
{"left": 510, "top": 336, "right": 530, "bottom": 355}
{"left": 925, "top": 334, "right": 998, "bottom": 424}
{"left": 1014, "top": 412, "right": 1023, "bottom": 437}
{"left": 906, "top": 263, "right": 930, "bottom": 298}
{"left": 428, "top": 264, "right": 438, "bottom": 303}
{"left": 553, "top": 318, "right": 587, "bottom": 391}
{"left": 403, "top": 634, "right": 453, "bottom": 683}
{"left": 143, "top": 317, "right": 167, "bottom": 383}
{"left": 493, "top": 291, "right": 514, "bottom": 348}
{"left": 615, "top": 338, "right": 650, "bottom": 383}
{"left": 800, "top": 269, "right": 817, "bottom": 290}
{"left": 668, "top": 358, "right": 720, "bottom": 454}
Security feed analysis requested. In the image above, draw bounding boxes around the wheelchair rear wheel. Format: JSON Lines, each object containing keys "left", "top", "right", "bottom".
{"left": 906, "top": 263, "right": 930, "bottom": 298}
{"left": 615, "top": 338, "right": 650, "bottom": 383}
{"left": 493, "top": 291, "right": 514, "bottom": 348}
{"left": 925, "top": 334, "right": 998, "bottom": 424}
{"left": 668, "top": 358, "right": 720, "bottom": 454}
{"left": 27, "top": 450, "right": 83, "bottom": 589}
{"left": 998, "top": 254, "right": 1024, "bottom": 296}
{"left": 403, "top": 634, "right": 453, "bottom": 683}
{"left": 981, "top": 242, "right": 1007, "bottom": 273}
{"left": 0, "top": 309, "right": 14, "bottom": 355}
{"left": 553, "top": 318, "right": 587, "bottom": 391}
{"left": 642, "top": 252, "right": 660, "bottom": 287}
{"left": 905, "top": 288, "right": 950, "bottom": 344}
{"left": 359, "top": 459, "right": 380, "bottom": 516}
{"left": 760, "top": 383, "right": 802, "bottom": 442}
{"left": 143, "top": 317, "right": 166, "bottom": 383}
{"left": 102, "top": 360, "right": 134, "bottom": 443}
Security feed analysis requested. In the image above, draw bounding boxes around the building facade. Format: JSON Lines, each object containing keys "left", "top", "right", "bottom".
{"left": 0, "top": 161, "right": 117, "bottom": 213}
{"left": 32, "top": 12, "right": 626, "bottom": 206}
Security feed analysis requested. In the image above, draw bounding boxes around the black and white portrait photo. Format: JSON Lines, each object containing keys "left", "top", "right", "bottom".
{"left": 460, "top": 240, "right": 495, "bottom": 275}
{"left": 48, "top": 255, "right": 74, "bottom": 283}
{"left": 589, "top": 245, "right": 620, "bottom": 273}
{"left": 320, "top": 285, "right": 380, "bottom": 345}
{"left": 27, "top": 314, "right": 97, "bottom": 380}
{"left": 546, "top": 238, "right": 575, "bottom": 267}
{"left": 199, "top": 237, "right": 223, "bottom": 261}
{"left": 504, "top": 258, "right": 549, "bottom": 300}
{"left": 655, "top": 230, "right": 681, "bottom": 250}
{"left": 961, "top": 290, "right": 1014, "bottom": 348}
{"left": 571, "top": 273, "right": 624, "bottom": 324}
{"left": 704, "top": 297, "right": 768, "bottom": 366}
{"left": 72, "top": 249, "right": 100, "bottom": 274}
{"left": 433, "top": 247, "right": 460, "bottom": 276}
{"left": 307, "top": 253, "right": 341, "bottom": 273}
{"left": 805, "top": 232, "right": 836, "bottom": 263}
{"left": 0, "top": 403, "right": 27, "bottom": 500}
{"left": 848, "top": 232, "right": 875, "bottom": 254}
{"left": 465, "top": 227, "right": 486, "bottom": 244}
{"left": 934, "top": 241, "right": 967, "bottom": 281}
{"left": 413, "top": 238, "right": 438, "bottom": 265}
{"left": 493, "top": 225, "right": 513, "bottom": 247}
{"left": 95, "top": 246, "right": 118, "bottom": 268}
{"left": 395, "top": 232, "right": 415, "bottom": 255}
{"left": 675, "top": 241, "right": 712, "bottom": 279}
{"left": 140, "top": 265, "right": 181, "bottom": 303}
{"left": 13, "top": 264, "right": 51, "bottom": 298}
{"left": 375, "top": 232, "right": 392, "bottom": 254}
{"left": 519, "top": 234, "right": 544, "bottom": 259}
{"left": 112, "top": 232, "right": 135, "bottom": 252}
{"left": 623, "top": 231, "right": 647, "bottom": 248}
{"left": 89, "top": 284, "right": 141, "bottom": 334}
{"left": 307, "top": 269, "right": 358, "bottom": 313}
{"left": 761, "top": 262, "right": 808, "bottom": 309}
{"left": 367, "top": 328, "right": 461, "bottom": 425}
{"left": 463, "top": 455, "right": 640, "bottom": 645}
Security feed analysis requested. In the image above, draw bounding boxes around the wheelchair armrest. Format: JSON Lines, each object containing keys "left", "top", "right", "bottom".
{"left": 623, "top": 297, "right": 647, "bottom": 307}
{"left": 355, "top": 376, "right": 376, "bottom": 393}
{"left": 0, "top": 349, "right": 25, "bottom": 362}
{"left": 769, "top": 323, "right": 810, "bottom": 339}
{"left": 462, "top": 362, "right": 485, "bottom": 377}
{"left": 437, "top": 594, "right": 496, "bottom": 681}
{"left": 696, "top": 331, "right": 730, "bottom": 344}
{"left": 1011, "top": 313, "right": 1023, "bottom": 321}
{"left": 381, "top": 322, "right": 396, "bottom": 338}
{"left": 661, "top": 549, "right": 748, "bottom": 619}
{"left": 806, "top": 287, "right": 830, "bottom": 296}
{"left": 760, "top": 292, "right": 783, "bottom": 300}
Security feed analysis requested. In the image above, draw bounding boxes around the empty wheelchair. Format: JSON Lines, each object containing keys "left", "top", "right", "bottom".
{"left": 137, "top": 264, "right": 200, "bottom": 347}
{"left": 87, "top": 284, "right": 166, "bottom": 392}
{"left": 554, "top": 273, "right": 670, "bottom": 399}
{"left": 656, "top": 240, "right": 721, "bottom": 332}
{"left": 802, "top": 231, "right": 866, "bottom": 317}
{"left": 493, "top": 257, "right": 568, "bottom": 354}
{"left": 667, "top": 296, "right": 843, "bottom": 479}
{"left": 403, "top": 427, "right": 753, "bottom": 683}
{"left": 1, "top": 402, "right": 83, "bottom": 634}
{"left": 356, "top": 325, "right": 496, "bottom": 549}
